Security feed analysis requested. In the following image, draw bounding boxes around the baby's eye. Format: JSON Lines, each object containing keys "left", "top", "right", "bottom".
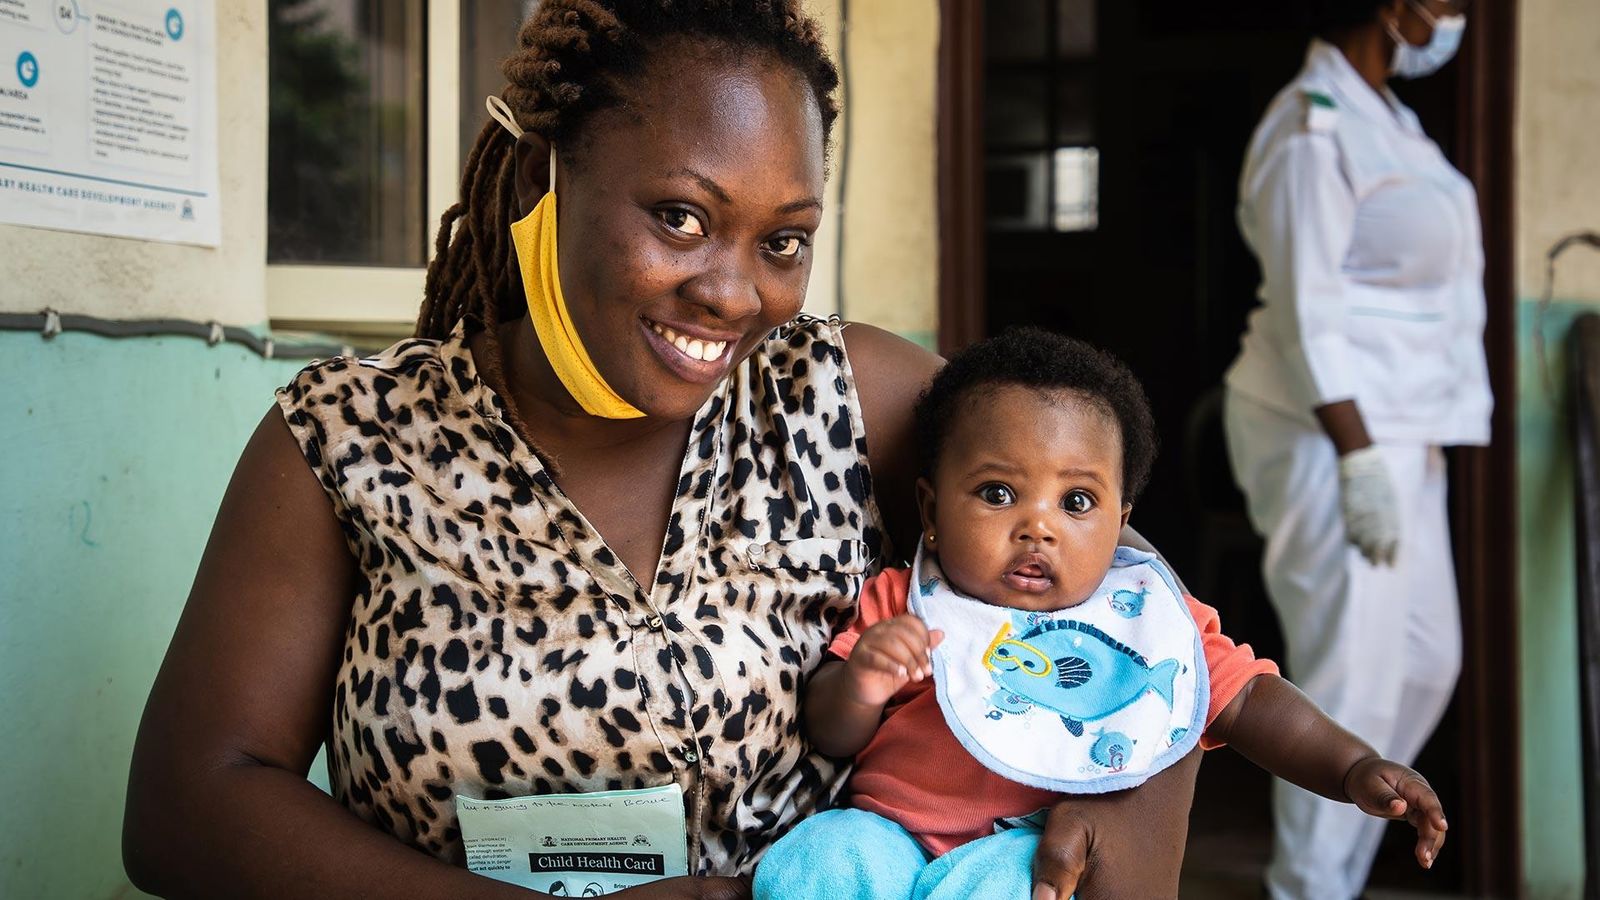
{"left": 764, "top": 235, "right": 807, "bottom": 257}
{"left": 978, "top": 484, "right": 1015, "bottom": 506}
{"left": 659, "top": 208, "right": 706, "bottom": 237}
{"left": 1062, "top": 490, "right": 1096, "bottom": 514}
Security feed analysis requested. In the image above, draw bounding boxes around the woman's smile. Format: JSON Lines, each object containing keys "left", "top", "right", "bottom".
{"left": 641, "top": 316, "right": 742, "bottom": 384}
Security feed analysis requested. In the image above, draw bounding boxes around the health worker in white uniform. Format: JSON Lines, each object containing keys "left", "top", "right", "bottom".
{"left": 1222, "top": 1, "right": 1490, "bottom": 897}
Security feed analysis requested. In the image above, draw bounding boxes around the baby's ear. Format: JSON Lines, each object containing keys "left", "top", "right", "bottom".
{"left": 1119, "top": 503, "right": 1132, "bottom": 529}
{"left": 916, "top": 477, "right": 937, "bottom": 544}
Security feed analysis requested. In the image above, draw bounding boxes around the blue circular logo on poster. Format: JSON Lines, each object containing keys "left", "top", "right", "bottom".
{"left": 165, "top": 8, "right": 184, "bottom": 41}
{"left": 16, "top": 51, "right": 38, "bottom": 88}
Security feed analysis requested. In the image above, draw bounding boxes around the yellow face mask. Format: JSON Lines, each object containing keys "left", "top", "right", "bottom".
{"left": 489, "top": 95, "right": 645, "bottom": 420}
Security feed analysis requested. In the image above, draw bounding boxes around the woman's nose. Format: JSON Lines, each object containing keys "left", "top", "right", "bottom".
{"left": 678, "top": 255, "right": 762, "bottom": 320}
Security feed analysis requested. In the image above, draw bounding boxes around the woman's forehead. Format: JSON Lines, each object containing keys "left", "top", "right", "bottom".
{"left": 583, "top": 48, "right": 825, "bottom": 195}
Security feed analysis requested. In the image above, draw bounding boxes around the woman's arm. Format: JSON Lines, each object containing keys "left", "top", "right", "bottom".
{"left": 840, "top": 323, "right": 942, "bottom": 564}
{"left": 1033, "top": 746, "right": 1202, "bottom": 900}
{"left": 123, "top": 410, "right": 743, "bottom": 900}
{"left": 123, "top": 409, "right": 546, "bottom": 899}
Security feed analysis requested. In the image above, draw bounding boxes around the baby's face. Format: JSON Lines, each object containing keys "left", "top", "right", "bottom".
{"left": 918, "top": 385, "right": 1130, "bottom": 612}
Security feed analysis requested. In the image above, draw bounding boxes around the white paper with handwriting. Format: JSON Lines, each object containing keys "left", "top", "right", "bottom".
{"left": 457, "top": 784, "right": 688, "bottom": 895}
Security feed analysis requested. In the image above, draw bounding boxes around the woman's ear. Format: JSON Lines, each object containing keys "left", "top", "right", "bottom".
{"left": 512, "top": 131, "right": 554, "bottom": 218}
{"left": 916, "top": 476, "right": 937, "bottom": 548}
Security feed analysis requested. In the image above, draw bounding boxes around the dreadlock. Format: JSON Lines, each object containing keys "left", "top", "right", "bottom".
{"left": 416, "top": 0, "right": 840, "bottom": 441}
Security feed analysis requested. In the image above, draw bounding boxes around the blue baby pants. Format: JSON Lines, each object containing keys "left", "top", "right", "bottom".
{"left": 753, "top": 808, "right": 1052, "bottom": 900}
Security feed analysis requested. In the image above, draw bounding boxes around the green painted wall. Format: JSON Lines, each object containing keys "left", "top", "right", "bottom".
{"left": 1516, "top": 298, "right": 1590, "bottom": 899}
{"left": 0, "top": 330, "right": 306, "bottom": 899}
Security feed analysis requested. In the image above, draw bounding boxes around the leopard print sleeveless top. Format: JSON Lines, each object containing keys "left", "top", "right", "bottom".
{"left": 275, "top": 316, "right": 884, "bottom": 876}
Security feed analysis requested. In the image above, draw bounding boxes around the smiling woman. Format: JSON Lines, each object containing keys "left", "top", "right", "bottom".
{"left": 121, "top": 2, "right": 1200, "bottom": 899}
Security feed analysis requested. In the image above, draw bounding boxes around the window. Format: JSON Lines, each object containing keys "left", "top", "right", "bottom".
{"left": 267, "top": 0, "right": 498, "bottom": 331}
{"left": 267, "top": 0, "right": 427, "bottom": 267}
{"left": 983, "top": 0, "right": 1098, "bottom": 232}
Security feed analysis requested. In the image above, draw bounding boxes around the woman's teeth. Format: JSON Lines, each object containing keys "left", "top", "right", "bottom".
{"left": 651, "top": 322, "right": 728, "bottom": 362}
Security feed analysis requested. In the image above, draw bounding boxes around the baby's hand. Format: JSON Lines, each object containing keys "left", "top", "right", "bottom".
{"left": 1344, "top": 757, "right": 1448, "bottom": 869}
{"left": 844, "top": 614, "right": 944, "bottom": 707}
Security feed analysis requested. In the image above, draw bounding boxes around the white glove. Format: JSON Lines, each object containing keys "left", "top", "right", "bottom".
{"left": 1337, "top": 446, "right": 1400, "bottom": 566}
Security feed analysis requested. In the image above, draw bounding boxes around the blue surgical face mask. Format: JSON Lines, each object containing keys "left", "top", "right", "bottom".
{"left": 1389, "top": 1, "right": 1466, "bottom": 79}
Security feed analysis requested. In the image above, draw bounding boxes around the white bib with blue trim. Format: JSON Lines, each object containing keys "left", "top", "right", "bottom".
{"left": 909, "top": 545, "right": 1208, "bottom": 794}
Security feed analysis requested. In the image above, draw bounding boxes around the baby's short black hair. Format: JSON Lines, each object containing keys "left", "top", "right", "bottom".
{"left": 913, "top": 327, "right": 1158, "bottom": 503}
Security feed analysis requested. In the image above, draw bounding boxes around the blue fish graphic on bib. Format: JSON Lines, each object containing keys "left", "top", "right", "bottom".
{"left": 909, "top": 545, "right": 1208, "bottom": 794}
{"left": 985, "top": 618, "right": 1180, "bottom": 738}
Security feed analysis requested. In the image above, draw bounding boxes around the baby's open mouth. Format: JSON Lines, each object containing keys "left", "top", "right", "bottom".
{"left": 1004, "top": 556, "right": 1055, "bottom": 593}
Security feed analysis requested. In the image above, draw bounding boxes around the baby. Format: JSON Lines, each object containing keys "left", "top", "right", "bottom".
{"left": 754, "top": 328, "right": 1447, "bottom": 900}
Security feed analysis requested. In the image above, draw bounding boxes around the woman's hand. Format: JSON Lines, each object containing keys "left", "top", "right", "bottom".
{"left": 1342, "top": 757, "right": 1448, "bottom": 869}
{"left": 1031, "top": 746, "right": 1201, "bottom": 900}
{"left": 1336, "top": 446, "right": 1400, "bottom": 566}
{"left": 1314, "top": 400, "right": 1399, "bottom": 566}
{"left": 843, "top": 614, "right": 945, "bottom": 706}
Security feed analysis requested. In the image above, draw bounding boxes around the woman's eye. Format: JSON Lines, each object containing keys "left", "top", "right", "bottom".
{"left": 1062, "top": 490, "right": 1096, "bottom": 514}
{"left": 660, "top": 209, "right": 705, "bottom": 237}
{"left": 979, "top": 484, "right": 1015, "bottom": 505}
{"left": 765, "top": 236, "right": 806, "bottom": 258}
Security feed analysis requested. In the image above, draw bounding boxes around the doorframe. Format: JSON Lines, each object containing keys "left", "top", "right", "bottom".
{"left": 936, "top": 0, "right": 985, "bottom": 355}
{"left": 1448, "top": 0, "right": 1522, "bottom": 894}
{"left": 934, "top": 3, "right": 1523, "bottom": 894}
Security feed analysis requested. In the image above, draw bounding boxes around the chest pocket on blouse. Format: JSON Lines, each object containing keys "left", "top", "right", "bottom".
{"left": 742, "top": 537, "right": 873, "bottom": 575}
{"left": 723, "top": 536, "right": 872, "bottom": 676}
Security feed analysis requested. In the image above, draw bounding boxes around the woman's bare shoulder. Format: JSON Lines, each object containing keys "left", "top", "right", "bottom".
{"left": 839, "top": 323, "right": 943, "bottom": 562}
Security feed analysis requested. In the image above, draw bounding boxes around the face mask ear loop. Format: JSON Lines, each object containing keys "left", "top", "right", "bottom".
{"left": 485, "top": 95, "right": 522, "bottom": 138}
{"left": 1406, "top": 0, "right": 1441, "bottom": 28}
{"left": 485, "top": 96, "right": 556, "bottom": 193}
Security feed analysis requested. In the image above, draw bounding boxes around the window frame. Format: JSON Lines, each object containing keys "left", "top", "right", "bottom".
{"left": 267, "top": 0, "right": 461, "bottom": 333}
{"left": 982, "top": 0, "right": 1099, "bottom": 234}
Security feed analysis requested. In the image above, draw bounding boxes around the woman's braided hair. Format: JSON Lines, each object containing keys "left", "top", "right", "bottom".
{"left": 416, "top": 0, "right": 840, "bottom": 362}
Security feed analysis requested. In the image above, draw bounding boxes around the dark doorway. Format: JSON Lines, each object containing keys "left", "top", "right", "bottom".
{"left": 938, "top": 0, "right": 1519, "bottom": 895}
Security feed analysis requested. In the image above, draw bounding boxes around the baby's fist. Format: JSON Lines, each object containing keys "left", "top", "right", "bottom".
{"left": 844, "top": 614, "right": 944, "bottom": 706}
{"left": 1344, "top": 756, "right": 1448, "bottom": 869}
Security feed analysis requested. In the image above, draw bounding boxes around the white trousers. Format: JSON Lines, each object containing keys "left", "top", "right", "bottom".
{"left": 1223, "top": 391, "right": 1461, "bottom": 900}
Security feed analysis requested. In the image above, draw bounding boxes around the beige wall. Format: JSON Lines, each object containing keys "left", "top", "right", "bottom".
{"left": 807, "top": 0, "right": 941, "bottom": 343}
{"left": 1517, "top": 0, "right": 1600, "bottom": 302}
{"left": 0, "top": 2, "right": 268, "bottom": 325}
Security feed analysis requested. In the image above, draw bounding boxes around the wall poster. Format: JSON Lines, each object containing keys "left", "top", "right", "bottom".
{"left": 0, "top": 0, "right": 218, "bottom": 246}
